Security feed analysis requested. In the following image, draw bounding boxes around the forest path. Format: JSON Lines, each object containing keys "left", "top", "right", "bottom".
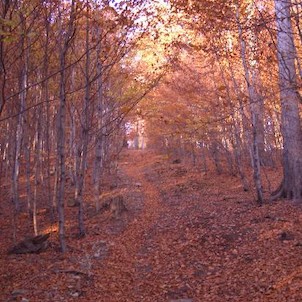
{"left": 95, "top": 150, "right": 172, "bottom": 301}
{"left": 95, "top": 149, "right": 302, "bottom": 302}
{"left": 2, "top": 150, "right": 302, "bottom": 302}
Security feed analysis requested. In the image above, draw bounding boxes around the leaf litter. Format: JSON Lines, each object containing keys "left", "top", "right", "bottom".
{"left": 1, "top": 150, "right": 302, "bottom": 301}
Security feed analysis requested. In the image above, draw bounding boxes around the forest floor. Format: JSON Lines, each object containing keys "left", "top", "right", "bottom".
{"left": 2, "top": 149, "right": 302, "bottom": 301}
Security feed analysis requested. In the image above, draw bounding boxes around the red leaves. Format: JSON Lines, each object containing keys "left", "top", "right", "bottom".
{"left": 2, "top": 151, "right": 302, "bottom": 301}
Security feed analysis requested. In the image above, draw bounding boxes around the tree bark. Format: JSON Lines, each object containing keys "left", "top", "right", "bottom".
{"left": 236, "top": 4, "right": 264, "bottom": 203}
{"left": 0, "top": 0, "right": 10, "bottom": 117}
{"left": 75, "top": 1, "right": 91, "bottom": 237}
{"left": 272, "top": 0, "right": 302, "bottom": 201}
{"left": 93, "top": 24, "right": 104, "bottom": 213}
{"left": 56, "top": 0, "right": 76, "bottom": 252}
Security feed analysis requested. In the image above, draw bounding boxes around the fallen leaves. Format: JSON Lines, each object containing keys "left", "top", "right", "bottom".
{"left": 2, "top": 150, "right": 302, "bottom": 301}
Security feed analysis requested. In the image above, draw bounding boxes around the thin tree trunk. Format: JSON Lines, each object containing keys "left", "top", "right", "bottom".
{"left": 42, "top": 8, "right": 55, "bottom": 223}
{"left": 292, "top": 0, "right": 302, "bottom": 79}
{"left": 33, "top": 111, "right": 43, "bottom": 236}
{"left": 57, "top": 49, "right": 67, "bottom": 251}
{"left": 56, "top": 0, "right": 76, "bottom": 252}
{"left": 12, "top": 40, "right": 28, "bottom": 212}
{"left": 236, "top": 4, "right": 263, "bottom": 203}
{"left": 94, "top": 25, "right": 104, "bottom": 213}
{"left": 0, "top": 1, "right": 10, "bottom": 117}
{"left": 75, "top": 1, "right": 91, "bottom": 237}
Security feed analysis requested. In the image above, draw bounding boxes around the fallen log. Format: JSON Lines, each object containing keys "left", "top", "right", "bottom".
{"left": 8, "top": 233, "right": 50, "bottom": 254}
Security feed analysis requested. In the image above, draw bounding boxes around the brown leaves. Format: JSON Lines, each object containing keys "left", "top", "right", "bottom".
{"left": 2, "top": 150, "right": 302, "bottom": 301}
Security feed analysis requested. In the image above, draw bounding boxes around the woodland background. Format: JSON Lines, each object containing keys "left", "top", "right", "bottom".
{"left": 0, "top": 0, "right": 302, "bottom": 300}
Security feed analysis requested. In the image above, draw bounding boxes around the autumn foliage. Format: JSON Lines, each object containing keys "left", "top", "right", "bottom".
{"left": 0, "top": 0, "right": 302, "bottom": 301}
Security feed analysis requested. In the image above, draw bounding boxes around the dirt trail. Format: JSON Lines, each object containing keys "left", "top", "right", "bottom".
{"left": 94, "top": 151, "right": 170, "bottom": 301}
{"left": 95, "top": 150, "right": 302, "bottom": 302}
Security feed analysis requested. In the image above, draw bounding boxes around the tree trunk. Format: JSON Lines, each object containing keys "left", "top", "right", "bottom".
{"left": 56, "top": 0, "right": 76, "bottom": 252}
{"left": 93, "top": 25, "right": 104, "bottom": 213}
{"left": 292, "top": 0, "right": 302, "bottom": 79}
{"left": 272, "top": 0, "right": 302, "bottom": 201}
{"left": 33, "top": 113, "right": 43, "bottom": 236}
{"left": 42, "top": 8, "right": 55, "bottom": 223}
{"left": 236, "top": 4, "right": 263, "bottom": 203}
{"left": 75, "top": 1, "right": 91, "bottom": 237}
{"left": 56, "top": 47, "right": 67, "bottom": 252}
{"left": 0, "top": 1, "right": 10, "bottom": 117}
{"left": 12, "top": 33, "right": 28, "bottom": 212}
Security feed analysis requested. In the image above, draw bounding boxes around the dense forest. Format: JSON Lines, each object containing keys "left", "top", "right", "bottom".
{"left": 0, "top": 0, "right": 302, "bottom": 301}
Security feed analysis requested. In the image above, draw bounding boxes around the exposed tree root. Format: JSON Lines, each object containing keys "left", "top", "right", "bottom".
{"left": 270, "top": 180, "right": 285, "bottom": 202}
{"left": 270, "top": 179, "right": 302, "bottom": 202}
